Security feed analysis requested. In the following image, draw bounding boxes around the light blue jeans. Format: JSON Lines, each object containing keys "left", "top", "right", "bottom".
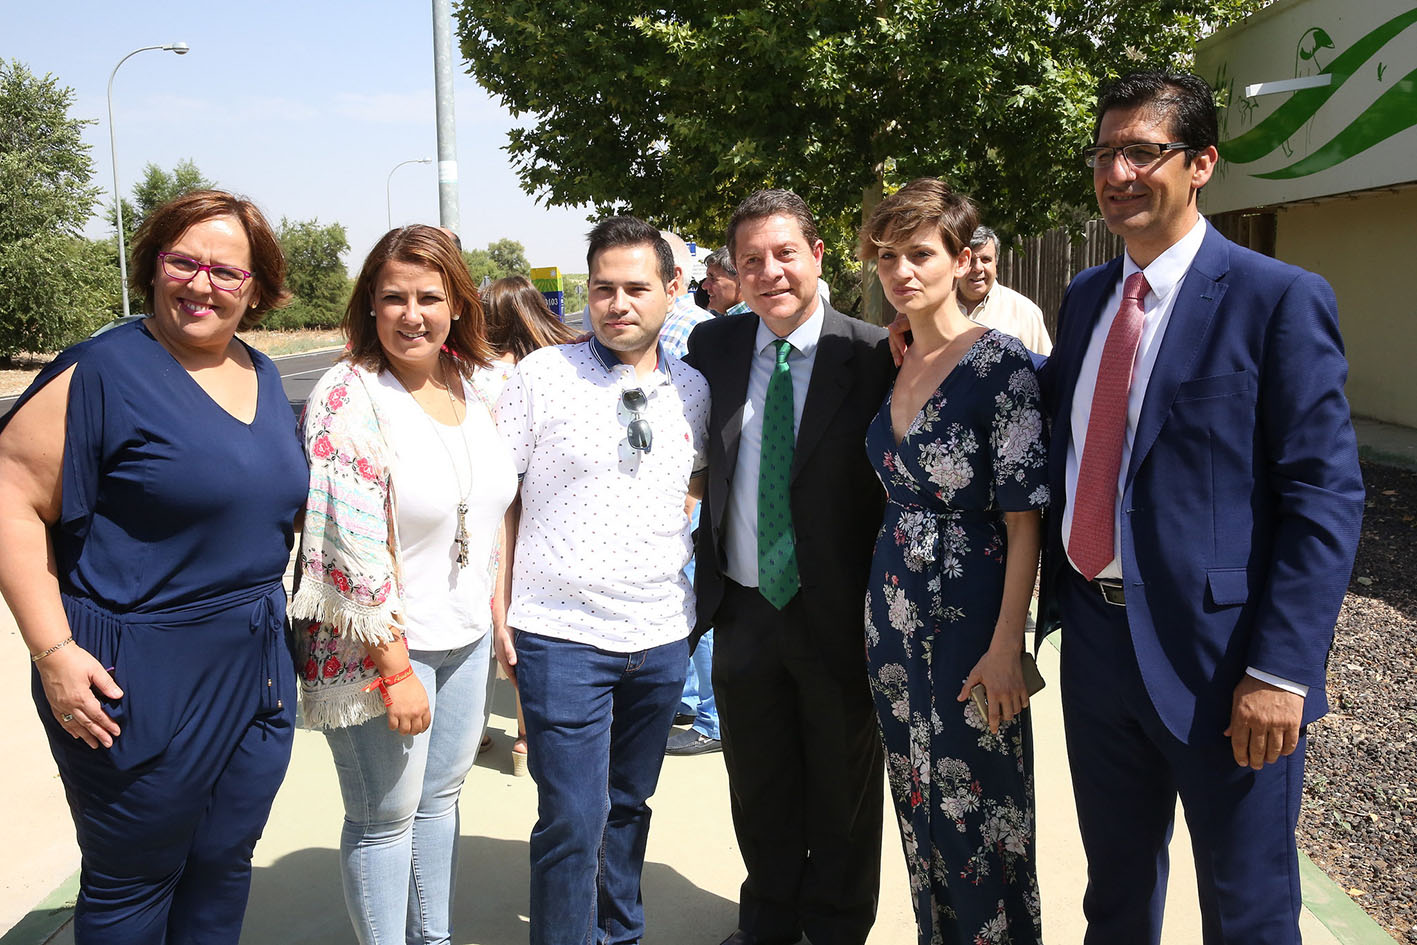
{"left": 678, "top": 503, "right": 721, "bottom": 739}
{"left": 679, "top": 629, "right": 720, "bottom": 739}
{"left": 325, "top": 636, "right": 492, "bottom": 945}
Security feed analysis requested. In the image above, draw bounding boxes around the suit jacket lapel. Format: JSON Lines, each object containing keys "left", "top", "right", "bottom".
{"left": 716, "top": 316, "right": 757, "bottom": 477}
{"left": 791, "top": 303, "right": 853, "bottom": 483}
{"left": 1126, "top": 229, "right": 1231, "bottom": 483}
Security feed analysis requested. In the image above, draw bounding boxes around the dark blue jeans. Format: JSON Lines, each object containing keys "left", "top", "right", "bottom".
{"left": 515, "top": 630, "right": 689, "bottom": 945}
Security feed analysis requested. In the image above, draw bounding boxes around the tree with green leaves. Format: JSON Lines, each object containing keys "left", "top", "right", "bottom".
{"left": 457, "top": 0, "right": 1270, "bottom": 317}
{"left": 264, "top": 217, "right": 350, "bottom": 330}
{"left": 461, "top": 237, "right": 530, "bottom": 286}
{"left": 486, "top": 237, "right": 530, "bottom": 275}
{"left": 563, "top": 273, "right": 588, "bottom": 315}
{"left": 0, "top": 59, "right": 118, "bottom": 360}
{"left": 107, "top": 158, "right": 216, "bottom": 247}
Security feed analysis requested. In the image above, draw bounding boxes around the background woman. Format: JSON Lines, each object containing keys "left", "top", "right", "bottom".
{"left": 474, "top": 273, "right": 575, "bottom": 773}
{"left": 475, "top": 273, "right": 576, "bottom": 400}
{"left": 860, "top": 179, "right": 1048, "bottom": 945}
{"left": 0, "top": 191, "right": 306, "bottom": 944}
{"left": 291, "top": 225, "right": 517, "bottom": 944}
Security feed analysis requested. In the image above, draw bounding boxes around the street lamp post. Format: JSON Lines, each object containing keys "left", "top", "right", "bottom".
{"left": 108, "top": 42, "right": 190, "bottom": 319}
{"left": 386, "top": 158, "right": 433, "bottom": 229}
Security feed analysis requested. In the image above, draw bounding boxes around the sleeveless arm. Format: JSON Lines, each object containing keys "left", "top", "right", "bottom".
{"left": 0, "top": 356, "right": 124, "bottom": 746}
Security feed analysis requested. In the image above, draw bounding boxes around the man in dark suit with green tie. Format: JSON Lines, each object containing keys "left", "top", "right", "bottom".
{"left": 685, "top": 190, "right": 895, "bottom": 945}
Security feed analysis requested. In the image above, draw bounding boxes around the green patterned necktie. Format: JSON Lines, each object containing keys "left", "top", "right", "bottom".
{"left": 757, "top": 338, "right": 800, "bottom": 609}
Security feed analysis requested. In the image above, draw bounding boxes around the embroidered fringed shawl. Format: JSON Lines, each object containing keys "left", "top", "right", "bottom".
{"left": 290, "top": 362, "right": 405, "bottom": 729}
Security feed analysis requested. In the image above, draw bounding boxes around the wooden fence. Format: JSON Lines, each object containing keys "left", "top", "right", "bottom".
{"left": 994, "top": 220, "right": 1124, "bottom": 338}
{"left": 993, "top": 210, "right": 1271, "bottom": 337}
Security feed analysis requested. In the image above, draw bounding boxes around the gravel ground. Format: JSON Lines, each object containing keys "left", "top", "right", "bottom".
{"left": 1300, "top": 460, "right": 1417, "bottom": 943}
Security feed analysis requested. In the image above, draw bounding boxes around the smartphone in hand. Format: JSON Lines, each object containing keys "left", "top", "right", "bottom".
{"left": 970, "top": 684, "right": 989, "bottom": 719}
{"left": 969, "top": 652, "right": 1047, "bottom": 719}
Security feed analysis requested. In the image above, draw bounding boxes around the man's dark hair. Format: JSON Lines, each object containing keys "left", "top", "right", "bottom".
{"left": 969, "top": 225, "right": 1000, "bottom": 254}
{"left": 705, "top": 246, "right": 737, "bottom": 277}
{"left": 586, "top": 216, "right": 675, "bottom": 286}
{"left": 1094, "top": 71, "right": 1219, "bottom": 162}
{"left": 726, "top": 189, "right": 820, "bottom": 262}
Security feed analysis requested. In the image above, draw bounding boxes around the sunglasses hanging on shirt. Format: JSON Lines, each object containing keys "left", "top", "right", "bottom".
{"left": 621, "top": 388, "right": 653, "bottom": 453}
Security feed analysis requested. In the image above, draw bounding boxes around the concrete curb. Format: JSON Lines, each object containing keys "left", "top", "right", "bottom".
{"left": 1353, "top": 416, "right": 1417, "bottom": 471}
{"left": 0, "top": 875, "right": 74, "bottom": 945}
{"left": 1300, "top": 855, "right": 1399, "bottom": 944}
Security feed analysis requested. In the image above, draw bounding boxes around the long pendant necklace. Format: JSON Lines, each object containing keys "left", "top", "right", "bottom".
{"left": 408, "top": 359, "right": 477, "bottom": 569}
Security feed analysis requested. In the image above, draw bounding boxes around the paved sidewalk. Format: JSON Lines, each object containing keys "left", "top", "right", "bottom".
{"left": 4, "top": 606, "right": 1381, "bottom": 944}
{"left": 6, "top": 404, "right": 1413, "bottom": 945}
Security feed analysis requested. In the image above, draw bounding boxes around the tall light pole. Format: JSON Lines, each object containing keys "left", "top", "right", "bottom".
{"left": 108, "top": 42, "right": 189, "bottom": 319}
{"left": 431, "top": 0, "right": 460, "bottom": 233}
{"left": 386, "top": 158, "right": 432, "bottom": 229}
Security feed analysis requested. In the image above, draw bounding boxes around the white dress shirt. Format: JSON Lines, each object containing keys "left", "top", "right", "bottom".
{"left": 1062, "top": 216, "right": 1305, "bottom": 697}
{"left": 722, "top": 301, "right": 825, "bottom": 587}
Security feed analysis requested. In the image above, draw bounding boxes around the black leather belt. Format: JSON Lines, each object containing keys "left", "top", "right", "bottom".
{"left": 1090, "top": 578, "right": 1126, "bottom": 606}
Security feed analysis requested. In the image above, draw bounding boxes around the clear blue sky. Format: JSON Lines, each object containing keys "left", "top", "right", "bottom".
{"left": 5, "top": 1, "right": 596, "bottom": 273}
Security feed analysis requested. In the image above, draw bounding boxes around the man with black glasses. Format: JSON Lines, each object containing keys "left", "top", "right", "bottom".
{"left": 493, "top": 216, "right": 710, "bottom": 945}
{"left": 1037, "top": 71, "right": 1363, "bottom": 944}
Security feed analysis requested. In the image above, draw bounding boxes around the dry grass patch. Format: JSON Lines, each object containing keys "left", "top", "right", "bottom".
{"left": 239, "top": 328, "right": 344, "bottom": 357}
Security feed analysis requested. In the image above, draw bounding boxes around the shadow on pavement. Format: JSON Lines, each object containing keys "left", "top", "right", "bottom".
{"left": 241, "top": 836, "right": 735, "bottom": 945}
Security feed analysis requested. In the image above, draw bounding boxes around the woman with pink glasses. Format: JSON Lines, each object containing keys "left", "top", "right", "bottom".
{"left": 0, "top": 190, "right": 307, "bottom": 944}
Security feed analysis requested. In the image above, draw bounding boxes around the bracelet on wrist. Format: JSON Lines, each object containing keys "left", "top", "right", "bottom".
{"left": 31, "top": 636, "right": 74, "bottom": 663}
{"left": 362, "top": 665, "right": 416, "bottom": 707}
{"left": 382, "top": 665, "right": 414, "bottom": 687}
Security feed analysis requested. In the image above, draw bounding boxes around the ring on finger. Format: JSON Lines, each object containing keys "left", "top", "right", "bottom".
{"left": 61, "top": 713, "right": 74, "bottom": 722}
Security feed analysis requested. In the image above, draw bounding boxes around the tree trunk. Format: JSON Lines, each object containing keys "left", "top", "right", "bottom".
{"left": 859, "top": 173, "right": 887, "bottom": 325}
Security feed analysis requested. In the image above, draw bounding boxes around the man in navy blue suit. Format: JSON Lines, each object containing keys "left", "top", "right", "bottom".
{"left": 1037, "top": 71, "right": 1364, "bottom": 944}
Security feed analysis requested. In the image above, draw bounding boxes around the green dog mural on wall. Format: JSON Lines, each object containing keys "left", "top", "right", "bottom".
{"left": 1218, "top": 8, "right": 1417, "bottom": 180}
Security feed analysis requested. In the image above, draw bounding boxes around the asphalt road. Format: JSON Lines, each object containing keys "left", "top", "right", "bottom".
{"left": 269, "top": 347, "right": 344, "bottom": 416}
{"left": 0, "top": 346, "right": 344, "bottom": 420}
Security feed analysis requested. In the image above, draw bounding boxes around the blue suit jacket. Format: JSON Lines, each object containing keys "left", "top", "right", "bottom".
{"left": 1037, "top": 224, "right": 1364, "bottom": 743}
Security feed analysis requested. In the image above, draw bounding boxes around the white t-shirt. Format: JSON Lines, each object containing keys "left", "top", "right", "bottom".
{"left": 372, "top": 371, "right": 518, "bottom": 651}
{"left": 494, "top": 340, "right": 710, "bottom": 652}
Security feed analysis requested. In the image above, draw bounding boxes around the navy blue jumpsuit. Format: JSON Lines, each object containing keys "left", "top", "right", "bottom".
{"left": 862, "top": 331, "right": 1049, "bottom": 945}
{"left": 2, "top": 321, "right": 307, "bottom": 944}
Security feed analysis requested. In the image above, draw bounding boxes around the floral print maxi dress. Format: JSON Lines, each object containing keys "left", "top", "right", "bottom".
{"left": 863, "top": 330, "right": 1049, "bottom": 945}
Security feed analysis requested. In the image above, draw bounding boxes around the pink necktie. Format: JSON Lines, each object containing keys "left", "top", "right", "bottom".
{"left": 1069, "top": 271, "right": 1150, "bottom": 581}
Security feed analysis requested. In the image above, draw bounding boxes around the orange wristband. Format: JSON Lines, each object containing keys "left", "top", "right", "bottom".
{"left": 363, "top": 665, "right": 415, "bottom": 707}
{"left": 383, "top": 665, "right": 414, "bottom": 687}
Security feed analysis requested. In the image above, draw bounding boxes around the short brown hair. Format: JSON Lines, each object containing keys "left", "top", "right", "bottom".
{"left": 858, "top": 178, "right": 979, "bottom": 261}
{"left": 128, "top": 189, "right": 290, "bottom": 331}
{"left": 342, "top": 225, "right": 491, "bottom": 378}
{"left": 726, "top": 189, "right": 820, "bottom": 263}
{"left": 483, "top": 274, "right": 577, "bottom": 361}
